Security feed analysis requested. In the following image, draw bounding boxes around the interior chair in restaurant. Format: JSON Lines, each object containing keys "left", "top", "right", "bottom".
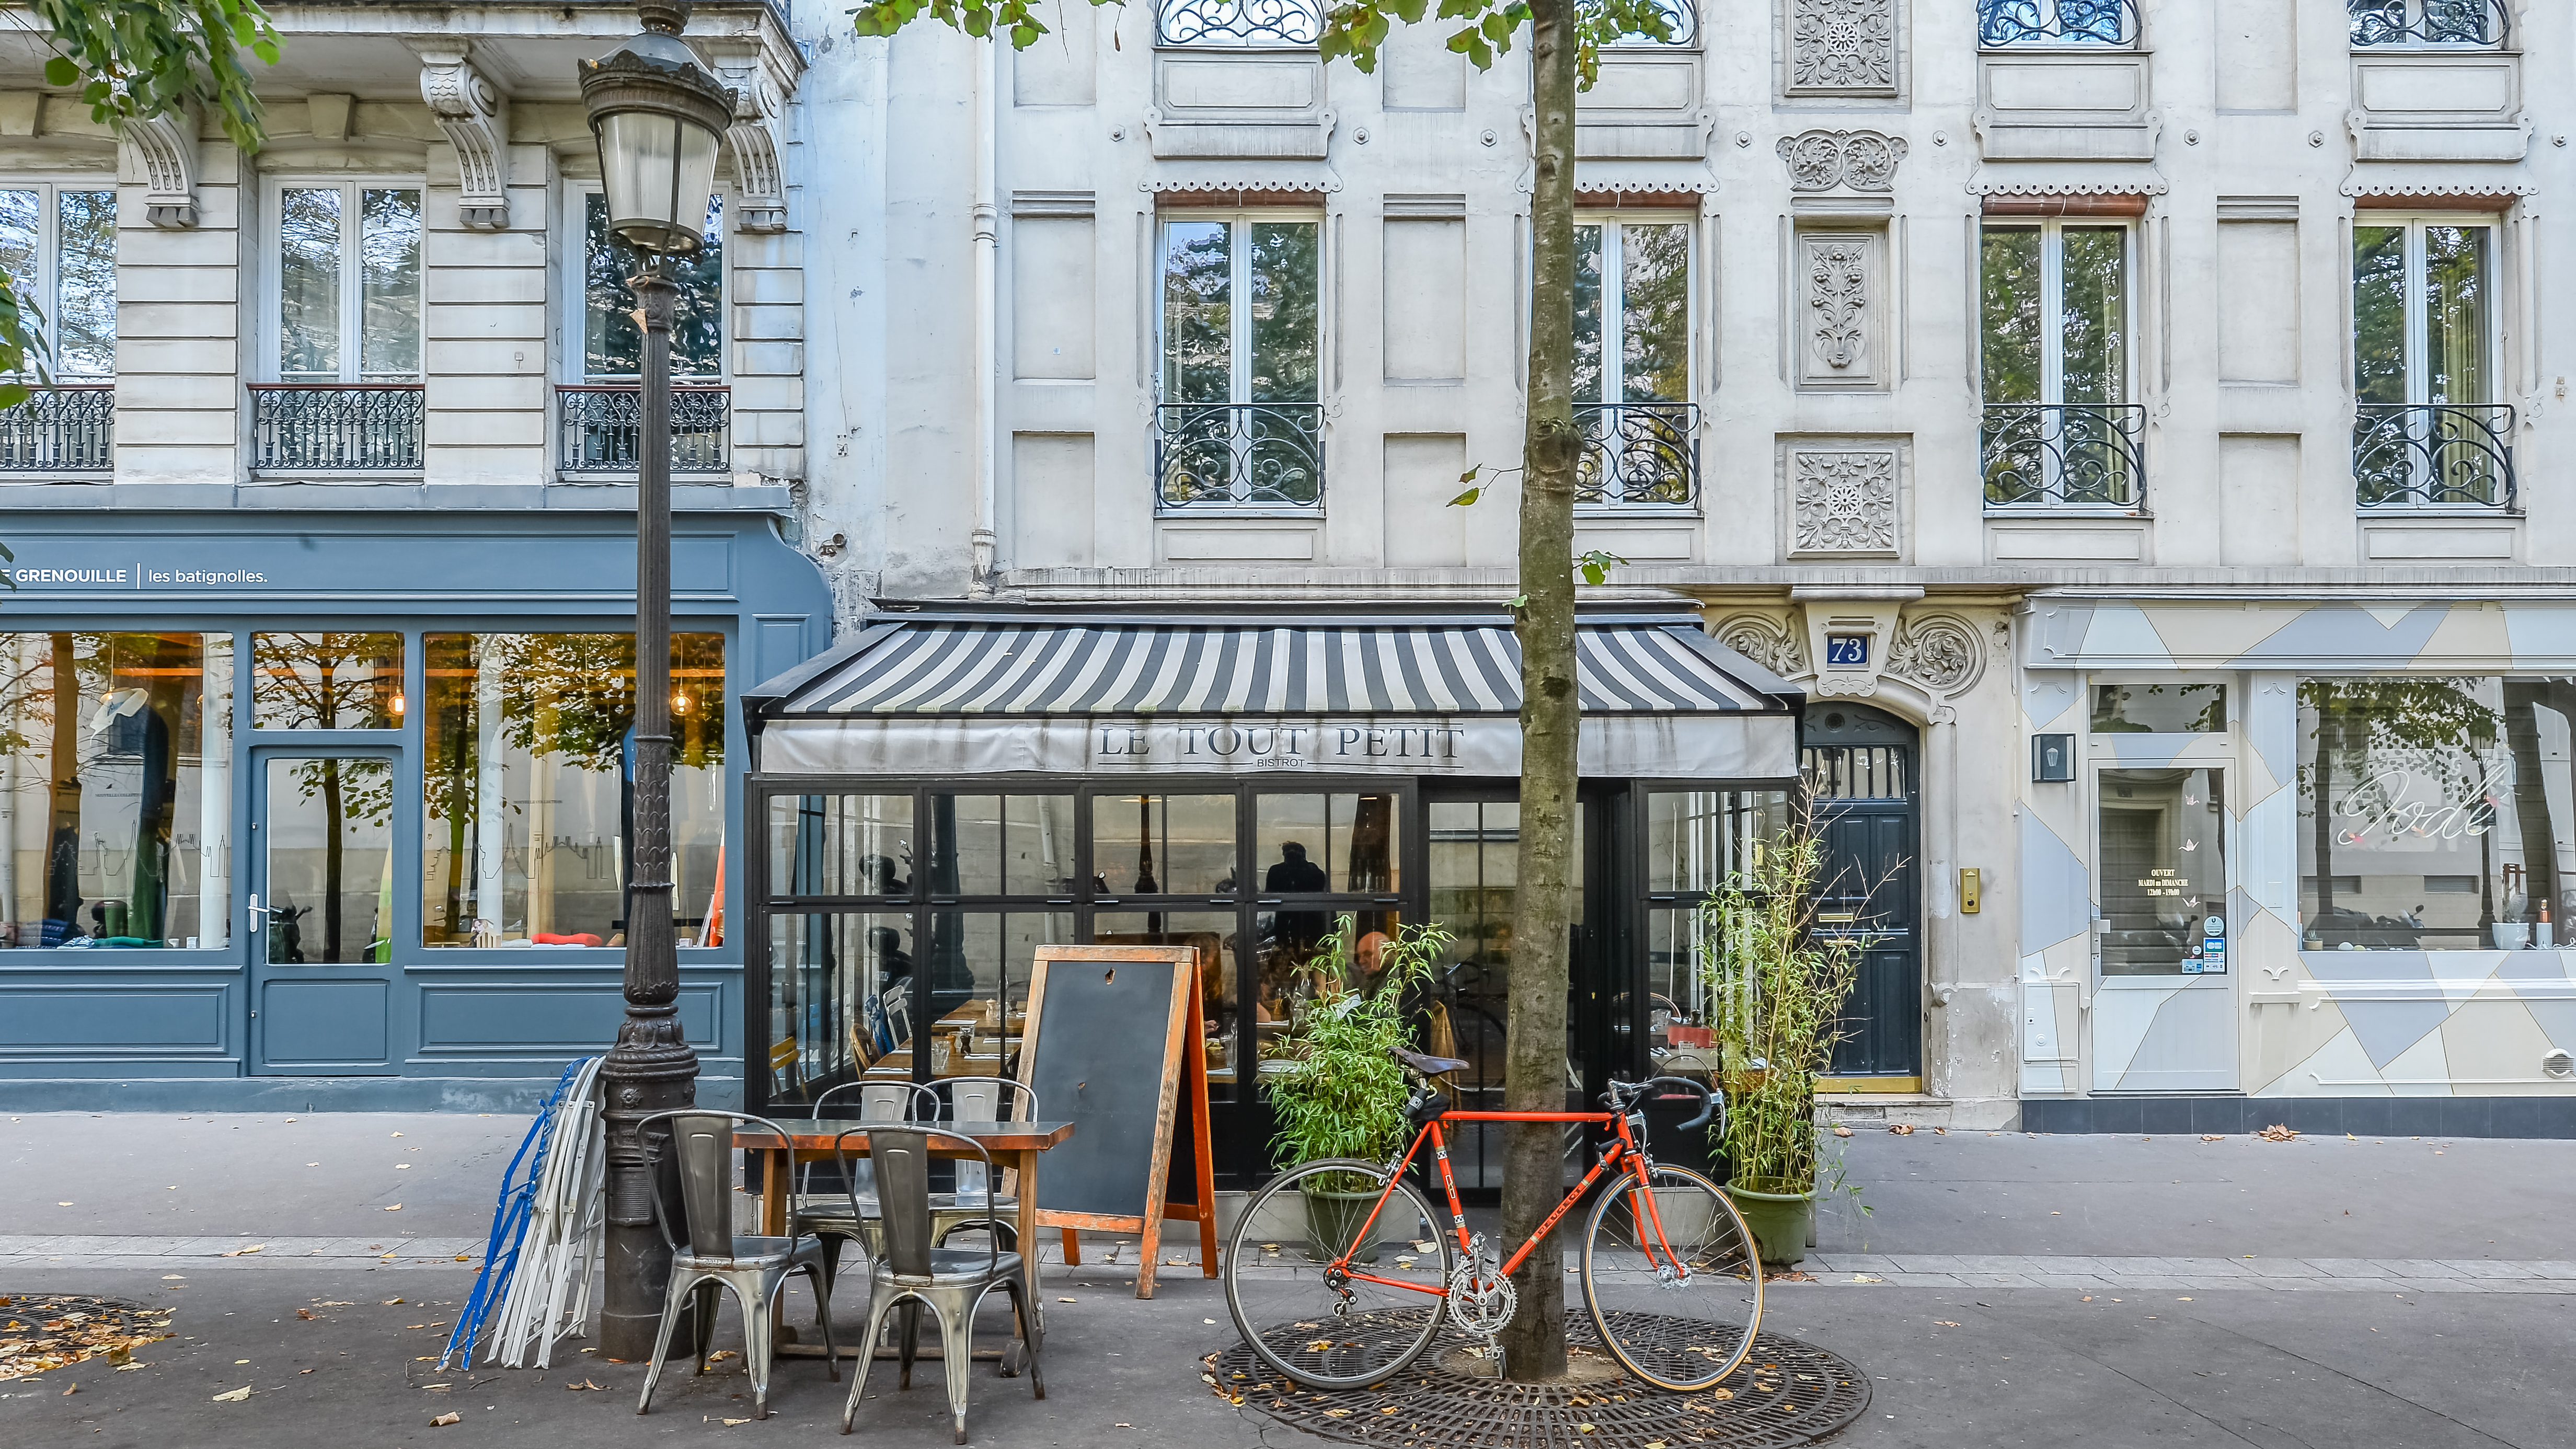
{"left": 834, "top": 1125, "right": 1044, "bottom": 1442}
{"left": 631, "top": 1110, "right": 838, "bottom": 1420}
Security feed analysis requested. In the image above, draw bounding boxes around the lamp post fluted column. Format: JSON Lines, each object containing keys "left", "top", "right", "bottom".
{"left": 577, "top": 0, "right": 731, "bottom": 1361}
{"left": 597, "top": 267, "right": 691, "bottom": 1362}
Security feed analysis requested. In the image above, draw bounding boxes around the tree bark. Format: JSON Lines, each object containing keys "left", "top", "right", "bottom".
{"left": 1499, "top": 0, "right": 1580, "bottom": 1383}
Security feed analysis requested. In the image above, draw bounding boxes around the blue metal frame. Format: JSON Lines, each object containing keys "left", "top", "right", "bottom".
{"left": 0, "top": 509, "right": 834, "bottom": 1110}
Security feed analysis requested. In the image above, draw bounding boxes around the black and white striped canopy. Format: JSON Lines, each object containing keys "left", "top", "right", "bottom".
{"left": 765, "top": 614, "right": 1779, "bottom": 717}
{"left": 746, "top": 607, "right": 1800, "bottom": 780}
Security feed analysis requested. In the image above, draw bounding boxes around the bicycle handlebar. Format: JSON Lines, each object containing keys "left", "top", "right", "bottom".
{"left": 1607, "top": 1075, "right": 1719, "bottom": 1134}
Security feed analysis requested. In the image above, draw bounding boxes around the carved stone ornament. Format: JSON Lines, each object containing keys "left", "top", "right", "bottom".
{"left": 1791, "top": 449, "right": 1899, "bottom": 554}
{"left": 1778, "top": 129, "right": 1907, "bottom": 192}
{"left": 711, "top": 50, "right": 787, "bottom": 233}
{"left": 1714, "top": 615, "right": 1807, "bottom": 678}
{"left": 1806, "top": 236, "right": 1870, "bottom": 371}
{"left": 1885, "top": 613, "right": 1985, "bottom": 695}
{"left": 123, "top": 108, "right": 198, "bottom": 229}
{"left": 1788, "top": 0, "right": 1899, "bottom": 96}
{"left": 417, "top": 48, "right": 510, "bottom": 229}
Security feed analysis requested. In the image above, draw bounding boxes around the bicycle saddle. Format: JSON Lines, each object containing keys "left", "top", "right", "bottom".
{"left": 1394, "top": 1046, "right": 1470, "bottom": 1077}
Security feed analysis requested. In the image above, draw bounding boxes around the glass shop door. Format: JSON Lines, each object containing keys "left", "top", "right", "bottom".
{"left": 247, "top": 751, "right": 403, "bottom": 1073}
{"left": 2091, "top": 766, "right": 2238, "bottom": 1091}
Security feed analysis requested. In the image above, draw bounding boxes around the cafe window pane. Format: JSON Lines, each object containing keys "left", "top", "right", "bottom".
{"left": 419, "top": 632, "right": 726, "bottom": 947}
{"left": 1645, "top": 790, "right": 1789, "bottom": 893}
{"left": 1095, "top": 909, "right": 1242, "bottom": 1099}
{"left": 0, "top": 633, "right": 232, "bottom": 949}
{"left": 1254, "top": 791, "right": 1401, "bottom": 894}
{"left": 2091, "top": 682, "right": 2226, "bottom": 734}
{"left": 1093, "top": 793, "right": 1237, "bottom": 895}
{"left": 2297, "top": 677, "right": 2576, "bottom": 951}
{"left": 923, "top": 910, "right": 1069, "bottom": 1052}
{"left": 766, "top": 910, "right": 913, "bottom": 1109}
{"left": 252, "top": 632, "right": 403, "bottom": 730}
{"left": 920, "top": 794, "right": 1075, "bottom": 899}
{"left": 767, "top": 793, "right": 915, "bottom": 898}
{"left": 1644, "top": 905, "right": 1718, "bottom": 1044}
{"left": 264, "top": 755, "right": 393, "bottom": 964}
{"left": 2096, "top": 767, "right": 2225, "bottom": 976}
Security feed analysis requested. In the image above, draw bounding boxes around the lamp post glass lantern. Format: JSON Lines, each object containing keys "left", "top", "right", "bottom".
{"left": 578, "top": 0, "right": 733, "bottom": 1363}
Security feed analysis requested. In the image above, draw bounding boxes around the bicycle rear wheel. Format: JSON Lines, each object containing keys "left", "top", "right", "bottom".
{"left": 1578, "top": 1163, "right": 1762, "bottom": 1390}
{"left": 1222, "top": 1157, "right": 1455, "bottom": 1389}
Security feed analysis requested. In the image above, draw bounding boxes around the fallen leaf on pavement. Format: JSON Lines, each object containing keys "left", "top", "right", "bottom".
{"left": 60, "top": 1383, "right": 76, "bottom": 1396}
{"left": 1934, "top": 1320, "right": 1960, "bottom": 1327}
{"left": 1830, "top": 1126, "right": 1852, "bottom": 1137}
{"left": 707, "top": 1350, "right": 738, "bottom": 1363}
{"left": 430, "top": 1411, "right": 462, "bottom": 1426}
{"left": 220, "top": 1245, "right": 265, "bottom": 1257}
{"left": 296, "top": 1310, "right": 316, "bottom": 1320}
{"left": 385, "top": 1204, "right": 404, "bottom": 1211}
{"left": 2256, "top": 1124, "right": 2299, "bottom": 1142}
{"left": 2200, "top": 1134, "right": 2224, "bottom": 1142}
{"left": 722, "top": 1418, "right": 752, "bottom": 1426}
{"left": 1933, "top": 1126, "right": 1948, "bottom": 1135}
{"left": 212, "top": 1386, "right": 251, "bottom": 1402}
{"left": 1887, "top": 1124, "right": 1914, "bottom": 1135}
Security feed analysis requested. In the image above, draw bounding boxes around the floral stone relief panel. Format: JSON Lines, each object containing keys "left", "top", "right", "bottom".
{"left": 1787, "top": 443, "right": 1903, "bottom": 557}
{"left": 1785, "top": 0, "right": 1901, "bottom": 99}
{"left": 1798, "top": 229, "right": 1885, "bottom": 387}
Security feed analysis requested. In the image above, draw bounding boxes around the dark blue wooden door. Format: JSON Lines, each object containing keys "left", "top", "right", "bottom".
{"left": 1802, "top": 705, "right": 1921, "bottom": 1078}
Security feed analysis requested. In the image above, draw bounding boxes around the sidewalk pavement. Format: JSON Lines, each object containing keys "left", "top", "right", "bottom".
{"left": 6, "top": 1111, "right": 2573, "bottom": 1447}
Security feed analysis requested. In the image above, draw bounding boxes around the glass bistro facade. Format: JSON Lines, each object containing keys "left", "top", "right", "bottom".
{"left": 742, "top": 605, "right": 1802, "bottom": 1189}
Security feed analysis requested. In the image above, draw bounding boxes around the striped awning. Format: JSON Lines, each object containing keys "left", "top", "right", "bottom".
{"left": 748, "top": 607, "right": 1800, "bottom": 780}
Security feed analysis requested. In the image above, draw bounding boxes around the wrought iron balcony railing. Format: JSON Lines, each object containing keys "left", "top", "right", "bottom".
{"left": 1155, "top": 0, "right": 1324, "bottom": 45}
{"left": 558, "top": 384, "right": 731, "bottom": 477}
{"left": 2349, "top": 0, "right": 2509, "bottom": 47}
{"left": 0, "top": 384, "right": 112, "bottom": 473}
{"left": 1982, "top": 403, "right": 2146, "bottom": 509}
{"left": 1155, "top": 402, "right": 1324, "bottom": 510}
{"left": 249, "top": 384, "right": 423, "bottom": 473}
{"left": 1978, "top": 0, "right": 2140, "bottom": 47}
{"left": 2354, "top": 402, "right": 2516, "bottom": 510}
{"left": 1574, "top": 402, "right": 1699, "bottom": 508}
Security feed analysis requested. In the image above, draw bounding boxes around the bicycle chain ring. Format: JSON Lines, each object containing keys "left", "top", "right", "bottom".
{"left": 1444, "top": 1257, "right": 1515, "bottom": 1336}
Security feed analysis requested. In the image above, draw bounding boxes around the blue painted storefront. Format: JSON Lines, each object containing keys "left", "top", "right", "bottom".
{"left": 0, "top": 509, "right": 833, "bottom": 1111}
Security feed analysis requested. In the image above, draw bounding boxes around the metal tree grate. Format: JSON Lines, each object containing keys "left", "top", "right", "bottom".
{"left": 1205, "top": 1312, "right": 1870, "bottom": 1449}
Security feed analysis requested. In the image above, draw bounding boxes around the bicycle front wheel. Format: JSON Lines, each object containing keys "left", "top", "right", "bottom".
{"left": 1222, "top": 1157, "right": 1455, "bottom": 1390}
{"left": 1578, "top": 1163, "right": 1763, "bottom": 1390}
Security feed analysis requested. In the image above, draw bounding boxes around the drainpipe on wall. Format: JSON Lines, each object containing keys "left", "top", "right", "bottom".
{"left": 966, "top": 34, "right": 999, "bottom": 597}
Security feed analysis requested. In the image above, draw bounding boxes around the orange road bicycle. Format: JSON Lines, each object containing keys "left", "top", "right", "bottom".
{"left": 1222, "top": 1052, "right": 1764, "bottom": 1390}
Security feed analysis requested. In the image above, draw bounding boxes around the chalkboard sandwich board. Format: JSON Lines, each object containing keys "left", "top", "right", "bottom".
{"left": 1015, "top": 944, "right": 1219, "bottom": 1300}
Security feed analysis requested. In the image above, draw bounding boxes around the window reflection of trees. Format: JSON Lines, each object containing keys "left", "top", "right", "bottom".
{"left": 0, "top": 632, "right": 224, "bottom": 949}
{"left": 422, "top": 632, "right": 725, "bottom": 948}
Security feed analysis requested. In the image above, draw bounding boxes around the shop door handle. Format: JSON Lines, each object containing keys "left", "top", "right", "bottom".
{"left": 248, "top": 893, "right": 262, "bottom": 933}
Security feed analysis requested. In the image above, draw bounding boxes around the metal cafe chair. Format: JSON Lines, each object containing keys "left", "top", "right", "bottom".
{"left": 793, "top": 1080, "right": 942, "bottom": 1290}
{"left": 932, "top": 1077, "right": 1040, "bottom": 1252}
{"left": 632, "top": 1110, "right": 839, "bottom": 1421}
{"left": 834, "top": 1125, "right": 1044, "bottom": 1442}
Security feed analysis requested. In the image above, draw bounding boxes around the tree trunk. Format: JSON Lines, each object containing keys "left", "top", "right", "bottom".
{"left": 1499, "top": 0, "right": 1581, "bottom": 1383}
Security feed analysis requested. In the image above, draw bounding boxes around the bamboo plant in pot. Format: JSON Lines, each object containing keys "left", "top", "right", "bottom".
{"left": 1261, "top": 915, "right": 1452, "bottom": 1262}
{"left": 1698, "top": 817, "right": 1865, "bottom": 1266}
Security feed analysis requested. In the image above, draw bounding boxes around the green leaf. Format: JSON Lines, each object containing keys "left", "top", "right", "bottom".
{"left": 0, "top": 382, "right": 26, "bottom": 410}
{"left": 1447, "top": 486, "right": 1481, "bottom": 507}
{"left": 43, "top": 56, "right": 76, "bottom": 86}
{"left": 1505, "top": 593, "right": 1530, "bottom": 610}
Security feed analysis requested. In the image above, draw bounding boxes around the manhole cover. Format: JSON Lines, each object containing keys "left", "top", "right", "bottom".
{"left": 0, "top": 1294, "right": 173, "bottom": 1381}
{"left": 1204, "top": 1312, "right": 1869, "bottom": 1449}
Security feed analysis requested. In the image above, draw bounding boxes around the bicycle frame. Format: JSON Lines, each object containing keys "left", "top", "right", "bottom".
{"left": 1326, "top": 1107, "right": 1685, "bottom": 1299}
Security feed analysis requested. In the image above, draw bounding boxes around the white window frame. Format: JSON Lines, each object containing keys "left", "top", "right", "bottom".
{"left": 561, "top": 180, "right": 731, "bottom": 385}
{"left": 0, "top": 177, "right": 119, "bottom": 379}
{"left": 2352, "top": 213, "right": 2499, "bottom": 412}
{"left": 1979, "top": 217, "right": 2135, "bottom": 410}
{"left": 1152, "top": 206, "right": 1325, "bottom": 410}
{"left": 1573, "top": 210, "right": 1700, "bottom": 408}
{"left": 259, "top": 176, "right": 427, "bottom": 385}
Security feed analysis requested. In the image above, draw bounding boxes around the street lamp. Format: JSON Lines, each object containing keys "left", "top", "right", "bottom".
{"left": 578, "top": 0, "right": 732, "bottom": 1363}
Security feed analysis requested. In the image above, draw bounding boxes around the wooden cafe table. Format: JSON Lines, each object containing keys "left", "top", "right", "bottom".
{"left": 734, "top": 1118, "right": 1075, "bottom": 1366}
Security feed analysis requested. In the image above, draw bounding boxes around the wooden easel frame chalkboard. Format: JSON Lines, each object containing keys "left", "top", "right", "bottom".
{"left": 1016, "top": 943, "right": 1220, "bottom": 1299}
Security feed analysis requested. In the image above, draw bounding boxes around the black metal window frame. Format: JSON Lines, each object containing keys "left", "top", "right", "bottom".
{"left": 556, "top": 383, "right": 733, "bottom": 477}
{"left": 2348, "top": 0, "right": 2510, "bottom": 48}
{"left": 1977, "top": 0, "right": 2142, "bottom": 48}
{"left": 1979, "top": 217, "right": 2146, "bottom": 512}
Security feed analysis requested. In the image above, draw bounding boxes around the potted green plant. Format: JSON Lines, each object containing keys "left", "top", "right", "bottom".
{"left": 1698, "top": 817, "right": 1865, "bottom": 1266}
{"left": 1261, "top": 915, "right": 1452, "bottom": 1261}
